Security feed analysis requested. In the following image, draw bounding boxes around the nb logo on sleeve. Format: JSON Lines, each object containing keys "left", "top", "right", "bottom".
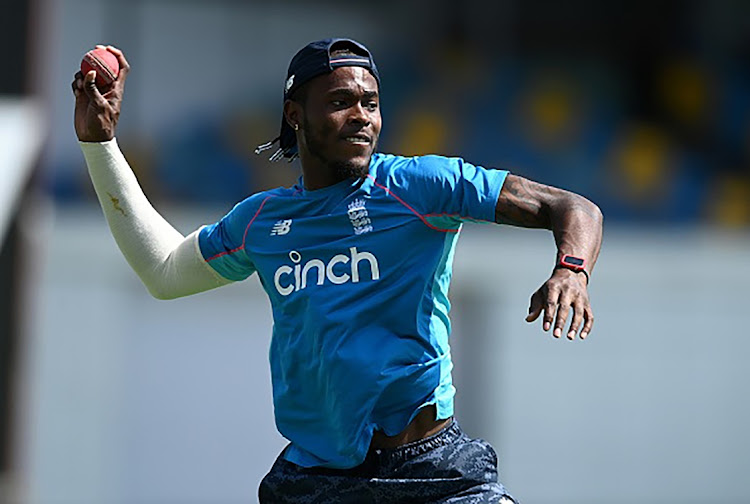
{"left": 273, "top": 247, "right": 380, "bottom": 296}
{"left": 271, "top": 219, "right": 293, "bottom": 236}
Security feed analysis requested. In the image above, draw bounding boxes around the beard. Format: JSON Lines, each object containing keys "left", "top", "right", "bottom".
{"left": 302, "top": 121, "right": 376, "bottom": 180}
{"left": 332, "top": 159, "right": 369, "bottom": 180}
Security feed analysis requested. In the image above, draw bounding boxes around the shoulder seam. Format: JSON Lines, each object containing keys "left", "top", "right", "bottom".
{"left": 366, "top": 175, "right": 458, "bottom": 234}
{"left": 206, "top": 195, "right": 272, "bottom": 262}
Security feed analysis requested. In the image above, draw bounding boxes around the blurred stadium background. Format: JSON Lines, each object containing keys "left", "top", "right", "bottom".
{"left": 1, "top": 0, "right": 749, "bottom": 503}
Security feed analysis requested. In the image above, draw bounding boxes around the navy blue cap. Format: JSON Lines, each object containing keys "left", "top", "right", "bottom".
{"left": 255, "top": 38, "right": 380, "bottom": 162}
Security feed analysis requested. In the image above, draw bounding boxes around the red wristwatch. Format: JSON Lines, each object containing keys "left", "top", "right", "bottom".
{"left": 556, "top": 255, "right": 589, "bottom": 283}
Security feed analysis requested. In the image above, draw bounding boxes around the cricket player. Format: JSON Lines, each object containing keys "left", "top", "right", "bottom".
{"left": 72, "top": 38, "right": 603, "bottom": 503}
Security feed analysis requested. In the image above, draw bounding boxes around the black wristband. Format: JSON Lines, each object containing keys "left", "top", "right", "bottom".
{"left": 555, "top": 264, "right": 589, "bottom": 284}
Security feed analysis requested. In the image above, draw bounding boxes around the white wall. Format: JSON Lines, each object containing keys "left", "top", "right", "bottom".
{"left": 23, "top": 207, "right": 285, "bottom": 504}
{"left": 19, "top": 208, "right": 750, "bottom": 503}
{"left": 451, "top": 227, "right": 750, "bottom": 504}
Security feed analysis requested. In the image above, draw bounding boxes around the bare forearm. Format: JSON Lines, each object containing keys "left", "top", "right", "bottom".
{"left": 495, "top": 174, "right": 603, "bottom": 273}
{"left": 549, "top": 192, "right": 603, "bottom": 274}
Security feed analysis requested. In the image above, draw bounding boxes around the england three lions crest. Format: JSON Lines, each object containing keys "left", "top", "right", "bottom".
{"left": 348, "top": 198, "right": 373, "bottom": 235}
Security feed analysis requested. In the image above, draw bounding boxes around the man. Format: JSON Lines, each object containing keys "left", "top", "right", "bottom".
{"left": 73, "top": 39, "right": 602, "bottom": 503}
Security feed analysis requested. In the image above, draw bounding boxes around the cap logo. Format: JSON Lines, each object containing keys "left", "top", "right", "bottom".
{"left": 285, "top": 74, "right": 295, "bottom": 94}
{"left": 329, "top": 56, "right": 370, "bottom": 65}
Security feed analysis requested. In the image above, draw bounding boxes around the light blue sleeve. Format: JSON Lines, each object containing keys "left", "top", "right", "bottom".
{"left": 198, "top": 196, "right": 261, "bottom": 281}
{"left": 394, "top": 155, "right": 508, "bottom": 223}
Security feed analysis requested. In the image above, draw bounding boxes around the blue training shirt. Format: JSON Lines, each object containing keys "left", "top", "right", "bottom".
{"left": 198, "top": 153, "right": 508, "bottom": 469}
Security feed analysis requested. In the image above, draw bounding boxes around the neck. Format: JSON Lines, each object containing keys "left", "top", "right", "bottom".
{"left": 299, "top": 151, "right": 369, "bottom": 191}
{"left": 298, "top": 150, "right": 339, "bottom": 190}
{"left": 301, "top": 166, "right": 346, "bottom": 191}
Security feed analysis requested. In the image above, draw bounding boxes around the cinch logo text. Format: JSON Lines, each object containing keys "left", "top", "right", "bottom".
{"left": 273, "top": 247, "right": 380, "bottom": 296}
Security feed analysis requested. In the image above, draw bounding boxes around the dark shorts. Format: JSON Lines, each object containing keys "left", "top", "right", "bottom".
{"left": 258, "top": 420, "right": 518, "bottom": 504}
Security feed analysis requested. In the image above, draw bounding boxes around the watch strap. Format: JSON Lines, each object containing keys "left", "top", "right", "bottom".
{"left": 556, "top": 255, "right": 589, "bottom": 284}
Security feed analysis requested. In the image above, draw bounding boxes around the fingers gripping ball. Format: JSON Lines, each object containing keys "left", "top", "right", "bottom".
{"left": 81, "top": 48, "right": 120, "bottom": 88}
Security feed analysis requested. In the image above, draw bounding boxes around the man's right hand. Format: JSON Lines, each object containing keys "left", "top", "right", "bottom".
{"left": 72, "top": 45, "right": 130, "bottom": 142}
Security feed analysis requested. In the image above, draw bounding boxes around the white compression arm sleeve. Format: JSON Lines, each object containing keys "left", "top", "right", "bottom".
{"left": 79, "top": 138, "right": 232, "bottom": 299}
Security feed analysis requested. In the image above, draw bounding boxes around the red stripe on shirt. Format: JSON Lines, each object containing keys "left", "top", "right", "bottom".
{"left": 206, "top": 195, "right": 272, "bottom": 262}
{"left": 367, "top": 175, "right": 458, "bottom": 233}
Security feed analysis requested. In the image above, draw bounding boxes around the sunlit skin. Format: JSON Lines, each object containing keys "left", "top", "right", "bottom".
{"left": 283, "top": 66, "right": 381, "bottom": 191}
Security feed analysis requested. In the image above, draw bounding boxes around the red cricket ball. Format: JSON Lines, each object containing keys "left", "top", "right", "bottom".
{"left": 81, "top": 47, "right": 120, "bottom": 89}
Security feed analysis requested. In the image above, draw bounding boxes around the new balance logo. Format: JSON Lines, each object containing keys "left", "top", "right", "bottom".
{"left": 285, "top": 74, "right": 295, "bottom": 94}
{"left": 348, "top": 198, "right": 372, "bottom": 235}
{"left": 271, "top": 219, "right": 293, "bottom": 236}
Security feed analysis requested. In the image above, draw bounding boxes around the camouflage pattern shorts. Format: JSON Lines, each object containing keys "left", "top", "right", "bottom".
{"left": 258, "top": 420, "right": 518, "bottom": 503}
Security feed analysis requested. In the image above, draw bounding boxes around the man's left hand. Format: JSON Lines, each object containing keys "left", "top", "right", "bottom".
{"left": 525, "top": 268, "right": 593, "bottom": 340}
